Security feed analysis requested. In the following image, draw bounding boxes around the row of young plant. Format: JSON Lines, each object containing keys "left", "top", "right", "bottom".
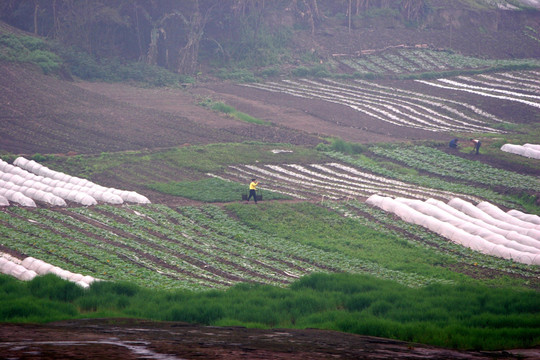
{"left": 416, "top": 70, "right": 540, "bottom": 109}
{"left": 242, "top": 77, "right": 507, "bottom": 133}
{"left": 337, "top": 49, "right": 540, "bottom": 76}
{"left": 368, "top": 145, "right": 540, "bottom": 192}
{"left": 0, "top": 203, "right": 440, "bottom": 290}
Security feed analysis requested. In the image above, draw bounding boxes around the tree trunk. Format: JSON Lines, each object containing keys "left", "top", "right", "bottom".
{"left": 177, "top": 0, "right": 214, "bottom": 75}
{"left": 33, "top": 0, "right": 39, "bottom": 35}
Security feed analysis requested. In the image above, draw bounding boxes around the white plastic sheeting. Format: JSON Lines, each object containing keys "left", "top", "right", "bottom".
{"left": 0, "top": 178, "right": 66, "bottom": 206}
{"left": 0, "top": 169, "right": 98, "bottom": 206}
{"left": 0, "top": 157, "right": 151, "bottom": 206}
{"left": 0, "top": 257, "right": 37, "bottom": 281}
{"left": 477, "top": 201, "right": 540, "bottom": 232}
{"left": 449, "top": 198, "right": 540, "bottom": 240}
{"left": 524, "top": 143, "right": 540, "bottom": 151}
{"left": 500, "top": 143, "right": 540, "bottom": 159}
{"left": 425, "top": 199, "right": 540, "bottom": 251}
{"left": 14, "top": 156, "right": 150, "bottom": 204}
{"left": 0, "top": 187, "right": 36, "bottom": 207}
{"left": 366, "top": 195, "right": 540, "bottom": 265}
{"left": 507, "top": 209, "right": 540, "bottom": 225}
{"left": 3, "top": 254, "right": 98, "bottom": 288}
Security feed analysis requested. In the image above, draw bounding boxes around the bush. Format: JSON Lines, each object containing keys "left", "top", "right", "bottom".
{"left": 0, "top": 34, "right": 62, "bottom": 74}
{"left": 327, "top": 138, "right": 364, "bottom": 155}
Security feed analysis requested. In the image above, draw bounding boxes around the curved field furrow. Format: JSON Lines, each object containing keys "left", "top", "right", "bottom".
{"left": 215, "top": 162, "right": 479, "bottom": 203}
{"left": 443, "top": 77, "right": 540, "bottom": 101}
{"left": 243, "top": 77, "right": 506, "bottom": 133}
{"left": 476, "top": 74, "right": 540, "bottom": 94}
{"left": 0, "top": 208, "right": 193, "bottom": 289}
{"left": 498, "top": 71, "right": 540, "bottom": 87}
{"left": 296, "top": 79, "right": 475, "bottom": 132}
{"left": 244, "top": 81, "right": 433, "bottom": 130}
{"left": 71, "top": 206, "right": 290, "bottom": 286}
{"left": 174, "top": 206, "right": 338, "bottom": 273}
{"left": 416, "top": 78, "right": 540, "bottom": 109}
{"left": 352, "top": 79, "right": 506, "bottom": 124}
{"left": 226, "top": 165, "right": 343, "bottom": 200}
{"left": 268, "top": 80, "right": 458, "bottom": 132}
{"left": 43, "top": 208, "right": 232, "bottom": 288}
{"left": 99, "top": 205, "right": 307, "bottom": 282}
{"left": 311, "top": 79, "right": 499, "bottom": 132}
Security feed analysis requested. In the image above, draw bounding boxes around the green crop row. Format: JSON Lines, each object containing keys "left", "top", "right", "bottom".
{"left": 369, "top": 145, "right": 540, "bottom": 192}
{"left": 323, "top": 151, "right": 513, "bottom": 206}
{"left": 339, "top": 49, "right": 540, "bottom": 77}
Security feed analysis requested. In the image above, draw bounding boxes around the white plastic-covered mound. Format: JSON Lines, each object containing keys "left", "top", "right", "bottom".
{"left": 0, "top": 178, "right": 66, "bottom": 206}
{"left": 0, "top": 194, "right": 9, "bottom": 206}
{"left": 2, "top": 254, "right": 97, "bottom": 288}
{"left": 14, "top": 156, "right": 150, "bottom": 204}
{"left": 0, "top": 157, "right": 151, "bottom": 206}
{"left": 524, "top": 143, "right": 540, "bottom": 151}
{"left": 0, "top": 187, "right": 36, "bottom": 207}
{"left": 0, "top": 255, "right": 37, "bottom": 281}
{"left": 500, "top": 143, "right": 540, "bottom": 159}
{"left": 366, "top": 195, "right": 540, "bottom": 265}
{"left": 507, "top": 209, "right": 540, "bottom": 225}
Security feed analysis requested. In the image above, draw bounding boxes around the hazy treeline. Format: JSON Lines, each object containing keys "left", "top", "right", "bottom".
{"left": 0, "top": 1, "right": 429, "bottom": 74}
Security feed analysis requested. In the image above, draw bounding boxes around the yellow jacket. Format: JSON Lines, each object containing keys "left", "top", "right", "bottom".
{"left": 249, "top": 181, "right": 258, "bottom": 190}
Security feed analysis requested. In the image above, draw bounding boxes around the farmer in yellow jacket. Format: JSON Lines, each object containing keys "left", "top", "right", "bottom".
{"left": 247, "top": 178, "right": 259, "bottom": 203}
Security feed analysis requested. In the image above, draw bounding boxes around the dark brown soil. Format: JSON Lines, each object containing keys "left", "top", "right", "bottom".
{"left": 2, "top": 319, "right": 539, "bottom": 360}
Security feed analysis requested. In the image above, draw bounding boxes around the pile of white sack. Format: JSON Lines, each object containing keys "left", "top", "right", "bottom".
{"left": 366, "top": 195, "right": 540, "bottom": 265}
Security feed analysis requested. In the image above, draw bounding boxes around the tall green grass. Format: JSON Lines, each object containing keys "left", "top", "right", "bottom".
{"left": 1, "top": 273, "right": 538, "bottom": 350}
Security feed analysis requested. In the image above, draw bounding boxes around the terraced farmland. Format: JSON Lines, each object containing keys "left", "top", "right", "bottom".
{"left": 1, "top": 203, "right": 442, "bottom": 290}
{"left": 417, "top": 71, "right": 540, "bottom": 109}
{"left": 336, "top": 49, "right": 540, "bottom": 76}
{"left": 242, "top": 77, "right": 509, "bottom": 133}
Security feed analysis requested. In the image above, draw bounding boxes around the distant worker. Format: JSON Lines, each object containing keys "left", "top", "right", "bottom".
{"left": 470, "top": 138, "right": 481, "bottom": 155}
{"left": 449, "top": 138, "right": 459, "bottom": 149}
{"left": 247, "top": 178, "right": 259, "bottom": 204}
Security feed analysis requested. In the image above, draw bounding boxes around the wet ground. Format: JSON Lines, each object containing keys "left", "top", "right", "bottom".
{"left": 2, "top": 319, "right": 539, "bottom": 360}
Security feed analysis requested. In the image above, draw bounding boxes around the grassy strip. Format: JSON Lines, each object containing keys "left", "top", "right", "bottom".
{"left": 46, "top": 143, "right": 326, "bottom": 179}
{"left": 147, "top": 177, "right": 291, "bottom": 202}
{"left": 199, "top": 99, "right": 272, "bottom": 125}
{"left": 1, "top": 272, "right": 538, "bottom": 351}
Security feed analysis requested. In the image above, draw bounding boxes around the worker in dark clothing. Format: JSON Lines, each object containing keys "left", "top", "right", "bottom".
{"left": 247, "top": 178, "right": 259, "bottom": 203}
{"left": 449, "top": 138, "right": 459, "bottom": 148}
{"left": 470, "top": 139, "right": 481, "bottom": 154}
